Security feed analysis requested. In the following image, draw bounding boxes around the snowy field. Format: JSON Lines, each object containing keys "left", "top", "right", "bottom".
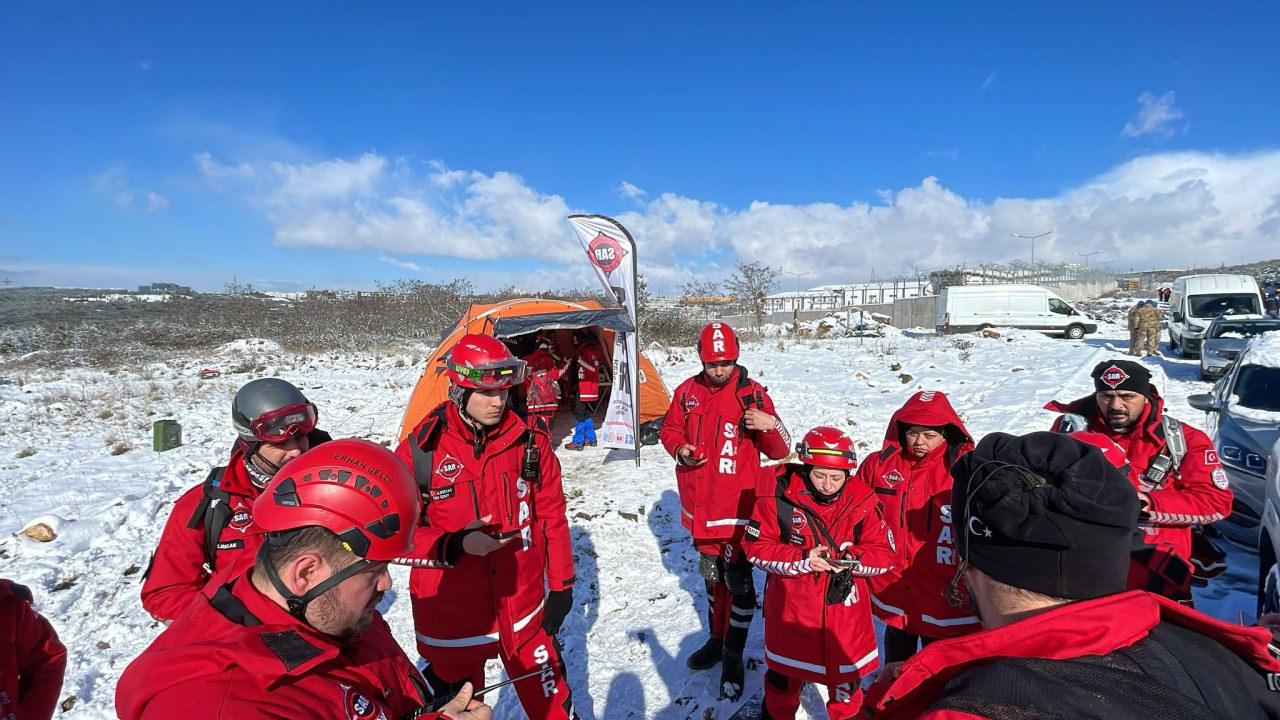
{"left": 0, "top": 311, "right": 1260, "bottom": 719}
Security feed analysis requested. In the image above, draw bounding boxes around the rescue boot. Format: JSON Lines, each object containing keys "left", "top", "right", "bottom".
{"left": 563, "top": 441, "right": 586, "bottom": 450}
{"left": 720, "top": 647, "right": 744, "bottom": 701}
{"left": 686, "top": 635, "right": 723, "bottom": 670}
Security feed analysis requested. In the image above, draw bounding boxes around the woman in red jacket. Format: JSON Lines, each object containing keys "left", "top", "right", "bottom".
{"left": 0, "top": 579, "right": 66, "bottom": 720}
{"left": 857, "top": 390, "right": 979, "bottom": 663}
{"left": 744, "top": 427, "right": 896, "bottom": 720}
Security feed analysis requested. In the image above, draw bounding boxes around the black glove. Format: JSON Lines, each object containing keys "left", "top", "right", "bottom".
{"left": 541, "top": 588, "right": 574, "bottom": 636}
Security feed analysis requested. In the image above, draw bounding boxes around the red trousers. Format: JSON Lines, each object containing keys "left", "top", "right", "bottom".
{"left": 763, "top": 669, "right": 863, "bottom": 720}
{"left": 422, "top": 628, "right": 575, "bottom": 720}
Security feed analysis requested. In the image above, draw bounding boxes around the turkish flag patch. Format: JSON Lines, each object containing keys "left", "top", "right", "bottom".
{"left": 1204, "top": 449, "right": 1220, "bottom": 465}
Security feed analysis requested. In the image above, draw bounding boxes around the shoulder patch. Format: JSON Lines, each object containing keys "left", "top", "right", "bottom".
{"left": 260, "top": 630, "right": 323, "bottom": 671}
{"left": 1212, "top": 467, "right": 1229, "bottom": 490}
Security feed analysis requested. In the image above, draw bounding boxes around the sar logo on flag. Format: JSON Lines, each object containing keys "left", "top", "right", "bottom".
{"left": 1099, "top": 364, "right": 1130, "bottom": 389}
{"left": 587, "top": 233, "right": 624, "bottom": 274}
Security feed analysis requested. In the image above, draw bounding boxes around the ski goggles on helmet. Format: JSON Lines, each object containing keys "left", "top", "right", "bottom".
{"left": 797, "top": 443, "right": 856, "bottom": 466}
{"left": 250, "top": 402, "right": 319, "bottom": 444}
{"left": 446, "top": 358, "right": 527, "bottom": 389}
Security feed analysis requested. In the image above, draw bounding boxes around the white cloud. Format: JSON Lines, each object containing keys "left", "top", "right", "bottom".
{"left": 91, "top": 164, "right": 168, "bottom": 214}
{"left": 192, "top": 148, "right": 1280, "bottom": 293}
{"left": 377, "top": 254, "right": 422, "bottom": 272}
{"left": 982, "top": 72, "right": 997, "bottom": 91}
{"left": 138, "top": 59, "right": 152, "bottom": 71}
{"left": 618, "top": 181, "right": 648, "bottom": 201}
{"left": 924, "top": 149, "right": 960, "bottom": 161}
{"left": 1122, "top": 91, "right": 1185, "bottom": 138}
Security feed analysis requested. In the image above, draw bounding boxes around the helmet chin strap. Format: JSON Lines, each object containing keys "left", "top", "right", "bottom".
{"left": 451, "top": 385, "right": 497, "bottom": 457}
{"left": 260, "top": 532, "right": 370, "bottom": 622}
{"left": 244, "top": 450, "right": 276, "bottom": 489}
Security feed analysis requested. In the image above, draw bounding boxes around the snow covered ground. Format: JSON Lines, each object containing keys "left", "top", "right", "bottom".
{"left": 0, "top": 311, "right": 1262, "bottom": 719}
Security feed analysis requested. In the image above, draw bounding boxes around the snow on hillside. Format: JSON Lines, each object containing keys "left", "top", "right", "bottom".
{"left": 0, "top": 316, "right": 1259, "bottom": 719}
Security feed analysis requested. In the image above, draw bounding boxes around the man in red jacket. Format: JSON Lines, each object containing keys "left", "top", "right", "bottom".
{"left": 521, "top": 337, "right": 570, "bottom": 433}
{"left": 744, "top": 427, "right": 896, "bottom": 720}
{"left": 858, "top": 390, "right": 980, "bottom": 662}
{"left": 861, "top": 431, "right": 1280, "bottom": 720}
{"left": 1, "top": 579, "right": 66, "bottom": 720}
{"left": 141, "top": 378, "right": 332, "bottom": 623}
{"left": 660, "top": 321, "right": 792, "bottom": 700}
{"left": 396, "top": 333, "right": 578, "bottom": 719}
{"left": 117, "top": 439, "right": 490, "bottom": 720}
{"left": 1045, "top": 360, "right": 1232, "bottom": 602}
{"left": 565, "top": 330, "right": 606, "bottom": 450}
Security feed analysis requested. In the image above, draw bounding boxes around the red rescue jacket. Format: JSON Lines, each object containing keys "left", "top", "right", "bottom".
{"left": 660, "top": 366, "right": 791, "bottom": 544}
{"left": 1045, "top": 391, "right": 1232, "bottom": 564}
{"left": 1, "top": 579, "right": 67, "bottom": 720}
{"left": 744, "top": 465, "right": 896, "bottom": 684}
{"left": 140, "top": 444, "right": 266, "bottom": 624}
{"left": 522, "top": 348, "right": 567, "bottom": 415}
{"left": 861, "top": 591, "right": 1280, "bottom": 720}
{"left": 396, "top": 402, "right": 575, "bottom": 661}
{"left": 116, "top": 571, "right": 433, "bottom": 720}
{"left": 859, "top": 391, "right": 980, "bottom": 638}
{"left": 574, "top": 342, "right": 607, "bottom": 402}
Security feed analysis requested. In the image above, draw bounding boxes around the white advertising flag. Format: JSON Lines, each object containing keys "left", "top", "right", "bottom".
{"left": 567, "top": 214, "right": 639, "bottom": 456}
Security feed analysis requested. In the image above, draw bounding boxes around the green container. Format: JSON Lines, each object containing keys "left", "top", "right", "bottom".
{"left": 152, "top": 419, "right": 182, "bottom": 452}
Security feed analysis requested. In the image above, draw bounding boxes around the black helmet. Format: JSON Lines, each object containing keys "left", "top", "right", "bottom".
{"left": 231, "top": 378, "right": 317, "bottom": 444}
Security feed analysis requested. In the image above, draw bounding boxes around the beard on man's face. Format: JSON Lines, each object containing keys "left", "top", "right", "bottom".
{"left": 967, "top": 587, "right": 987, "bottom": 627}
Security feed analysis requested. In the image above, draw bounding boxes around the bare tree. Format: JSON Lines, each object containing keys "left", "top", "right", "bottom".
{"left": 723, "top": 261, "right": 780, "bottom": 334}
{"left": 680, "top": 278, "right": 723, "bottom": 303}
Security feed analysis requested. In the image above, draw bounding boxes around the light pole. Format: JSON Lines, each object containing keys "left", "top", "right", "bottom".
{"left": 1076, "top": 251, "right": 1102, "bottom": 268}
{"left": 781, "top": 269, "right": 811, "bottom": 332}
{"left": 1011, "top": 230, "right": 1054, "bottom": 265}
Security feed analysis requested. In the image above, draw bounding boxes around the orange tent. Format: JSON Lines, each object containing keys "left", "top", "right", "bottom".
{"left": 399, "top": 298, "right": 672, "bottom": 440}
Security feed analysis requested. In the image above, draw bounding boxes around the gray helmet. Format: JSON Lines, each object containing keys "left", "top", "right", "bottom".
{"left": 231, "top": 378, "right": 312, "bottom": 442}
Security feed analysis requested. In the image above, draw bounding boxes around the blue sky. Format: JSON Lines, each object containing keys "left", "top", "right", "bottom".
{"left": 2, "top": 3, "right": 1279, "bottom": 293}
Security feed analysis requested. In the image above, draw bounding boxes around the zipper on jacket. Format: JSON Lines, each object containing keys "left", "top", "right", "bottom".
{"left": 501, "top": 471, "right": 515, "bottom": 527}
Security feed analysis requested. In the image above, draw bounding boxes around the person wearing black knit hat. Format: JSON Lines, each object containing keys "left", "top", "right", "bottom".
{"left": 1043, "top": 359, "right": 1232, "bottom": 603}
{"left": 860, "top": 431, "right": 1280, "bottom": 720}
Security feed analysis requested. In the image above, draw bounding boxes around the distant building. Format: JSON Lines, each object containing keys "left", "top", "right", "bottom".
{"left": 137, "top": 282, "right": 193, "bottom": 294}
{"left": 763, "top": 279, "right": 932, "bottom": 313}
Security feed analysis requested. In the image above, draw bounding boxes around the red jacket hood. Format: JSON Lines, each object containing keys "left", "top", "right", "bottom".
{"left": 883, "top": 390, "right": 974, "bottom": 456}
{"left": 866, "top": 590, "right": 1278, "bottom": 718}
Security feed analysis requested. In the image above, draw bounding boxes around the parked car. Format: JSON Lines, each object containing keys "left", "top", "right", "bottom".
{"left": 935, "top": 284, "right": 1097, "bottom": 338}
{"left": 1199, "top": 315, "right": 1280, "bottom": 381}
{"left": 1189, "top": 332, "right": 1280, "bottom": 548}
{"left": 1169, "top": 273, "right": 1264, "bottom": 358}
{"left": 1259, "top": 436, "right": 1280, "bottom": 615}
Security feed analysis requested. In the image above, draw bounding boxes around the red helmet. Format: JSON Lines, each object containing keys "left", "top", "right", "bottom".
{"left": 254, "top": 438, "right": 421, "bottom": 562}
{"left": 698, "top": 322, "right": 740, "bottom": 363}
{"left": 797, "top": 426, "right": 858, "bottom": 470}
{"left": 1069, "top": 431, "right": 1130, "bottom": 471}
{"left": 445, "top": 334, "right": 527, "bottom": 390}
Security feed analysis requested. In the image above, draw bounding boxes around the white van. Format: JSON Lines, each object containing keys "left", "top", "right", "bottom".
{"left": 1169, "top": 274, "right": 1264, "bottom": 358}
{"left": 935, "top": 284, "right": 1097, "bottom": 338}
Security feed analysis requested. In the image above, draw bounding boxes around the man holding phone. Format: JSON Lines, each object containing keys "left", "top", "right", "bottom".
{"left": 660, "top": 321, "right": 792, "bottom": 700}
{"left": 396, "top": 334, "right": 578, "bottom": 719}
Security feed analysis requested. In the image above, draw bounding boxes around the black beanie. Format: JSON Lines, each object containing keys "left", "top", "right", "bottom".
{"left": 950, "top": 431, "right": 1139, "bottom": 600}
{"left": 1092, "top": 360, "right": 1153, "bottom": 397}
